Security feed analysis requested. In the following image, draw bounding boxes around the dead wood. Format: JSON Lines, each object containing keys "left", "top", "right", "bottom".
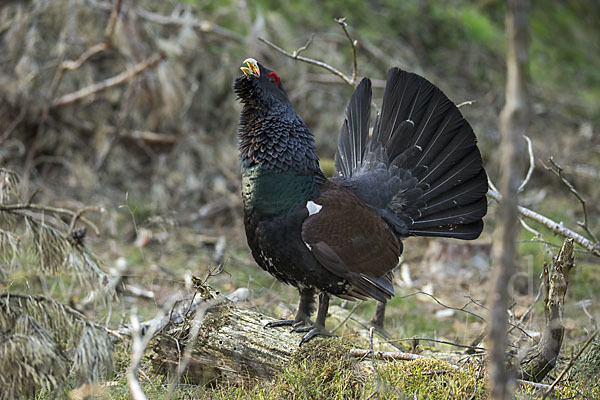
{"left": 150, "top": 290, "right": 300, "bottom": 384}
{"left": 516, "top": 239, "right": 575, "bottom": 382}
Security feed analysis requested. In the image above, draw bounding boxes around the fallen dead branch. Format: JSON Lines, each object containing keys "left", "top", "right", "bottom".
{"left": 487, "top": 186, "right": 600, "bottom": 257}
{"left": 51, "top": 53, "right": 163, "bottom": 108}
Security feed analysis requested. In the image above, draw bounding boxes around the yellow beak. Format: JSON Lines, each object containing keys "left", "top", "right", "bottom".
{"left": 241, "top": 58, "right": 260, "bottom": 77}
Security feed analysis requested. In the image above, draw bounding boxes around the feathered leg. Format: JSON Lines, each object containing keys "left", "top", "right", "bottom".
{"left": 264, "top": 287, "right": 315, "bottom": 328}
{"left": 298, "top": 292, "right": 336, "bottom": 345}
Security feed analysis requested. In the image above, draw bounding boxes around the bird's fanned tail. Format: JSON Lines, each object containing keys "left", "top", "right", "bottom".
{"left": 334, "top": 68, "right": 488, "bottom": 240}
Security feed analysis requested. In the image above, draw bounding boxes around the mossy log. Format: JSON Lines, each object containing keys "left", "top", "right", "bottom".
{"left": 150, "top": 287, "right": 405, "bottom": 384}
{"left": 151, "top": 294, "right": 300, "bottom": 384}
{"left": 516, "top": 238, "right": 575, "bottom": 381}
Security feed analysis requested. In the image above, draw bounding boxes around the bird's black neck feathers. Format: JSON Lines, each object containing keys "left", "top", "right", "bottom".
{"left": 234, "top": 75, "right": 320, "bottom": 174}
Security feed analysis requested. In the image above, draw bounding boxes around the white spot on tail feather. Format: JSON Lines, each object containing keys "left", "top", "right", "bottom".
{"left": 306, "top": 201, "right": 322, "bottom": 216}
{"left": 303, "top": 241, "right": 312, "bottom": 251}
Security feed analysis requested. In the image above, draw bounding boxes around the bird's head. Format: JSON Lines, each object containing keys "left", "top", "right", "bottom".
{"left": 234, "top": 58, "right": 290, "bottom": 110}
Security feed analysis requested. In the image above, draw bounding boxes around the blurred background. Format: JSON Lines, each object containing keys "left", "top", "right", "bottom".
{"left": 1, "top": 0, "right": 599, "bottom": 397}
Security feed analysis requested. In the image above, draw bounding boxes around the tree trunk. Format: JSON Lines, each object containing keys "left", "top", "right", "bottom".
{"left": 488, "top": 0, "right": 530, "bottom": 398}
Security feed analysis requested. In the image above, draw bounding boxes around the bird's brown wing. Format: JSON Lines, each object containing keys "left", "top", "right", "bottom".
{"left": 301, "top": 181, "right": 401, "bottom": 302}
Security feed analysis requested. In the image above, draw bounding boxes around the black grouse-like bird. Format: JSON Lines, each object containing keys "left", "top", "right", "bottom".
{"left": 234, "top": 58, "right": 487, "bottom": 344}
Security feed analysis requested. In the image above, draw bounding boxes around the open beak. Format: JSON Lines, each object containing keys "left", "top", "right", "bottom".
{"left": 240, "top": 58, "right": 260, "bottom": 78}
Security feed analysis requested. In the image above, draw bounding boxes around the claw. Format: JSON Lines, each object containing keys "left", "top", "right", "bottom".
{"left": 291, "top": 325, "right": 312, "bottom": 333}
{"left": 299, "top": 326, "right": 336, "bottom": 346}
{"left": 264, "top": 319, "right": 295, "bottom": 328}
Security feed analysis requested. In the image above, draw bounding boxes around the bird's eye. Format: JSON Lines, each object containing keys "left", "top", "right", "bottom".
{"left": 268, "top": 72, "right": 280, "bottom": 87}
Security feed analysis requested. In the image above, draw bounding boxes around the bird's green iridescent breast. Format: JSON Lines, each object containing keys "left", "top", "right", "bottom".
{"left": 241, "top": 163, "right": 318, "bottom": 216}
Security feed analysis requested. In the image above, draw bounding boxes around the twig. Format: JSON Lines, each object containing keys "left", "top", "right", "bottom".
{"left": 52, "top": 53, "right": 163, "bottom": 108}
{"left": 292, "top": 34, "right": 314, "bottom": 58}
{"left": 331, "top": 301, "right": 361, "bottom": 333}
{"left": 516, "top": 379, "right": 558, "bottom": 392}
{"left": 518, "top": 135, "right": 534, "bottom": 193}
{"left": 366, "top": 327, "right": 382, "bottom": 400}
{"left": 0, "top": 203, "right": 101, "bottom": 235}
{"left": 351, "top": 348, "right": 562, "bottom": 393}
{"left": 258, "top": 37, "right": 354, "bottom": 86}
{"left": 519, "top": 218, "right": 556, "bottom": 257}
{"left": 378, "top": 336, "right": 486, "bottom": 352}
{"left": 67, "top": 205, "right": 103, "bottom": 235}
{"left": 457, "top": 100, "right": 476, "bottom": 108}
{"left": 350, "top": 348, "right": 429, "bottom": 361}
{"left": 542, "top": 328, "right": 599, "bottom": 399}
{"left": 61, "top": 43, "right": 108, "bottom": 71}
{"left": 487, "top": 185, "right": 600, "bottom": 257}
{"left": 543, "top": 157, "right": 599, "bottom": 244}
{"left": 105, "top": 127, "right": 178, "bottom": 144}
{"left": 508, "top": 275, "right": 544, "bottom": 336}
{"left": 168, "top": 303, "right": 209, "bottom": 397}
{"left": 468, "top": 360, "right": 486, "bottom": 400}
{"left": 400, "top": 291, "right": 485, "bottom": 322}
{"left": 127, "top": 309, "right": 148, "bottom": 400}
{"left": 335, "top": 17, "right": 358, "bottom": 84}
{"left": 104, "top": 0, "right": 123, "bottom": 40}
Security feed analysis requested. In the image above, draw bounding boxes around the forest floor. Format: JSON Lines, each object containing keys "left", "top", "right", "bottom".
{"left": 12, "top": 187, "right": 598, "bottom": 399}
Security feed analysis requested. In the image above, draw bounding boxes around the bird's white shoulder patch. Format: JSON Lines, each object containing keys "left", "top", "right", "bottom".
{"left": 306, "top": 200, "right": 322, "bottom": 216}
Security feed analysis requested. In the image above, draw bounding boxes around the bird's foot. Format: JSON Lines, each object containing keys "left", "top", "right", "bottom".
{"left": 264, "top": 319, "right": 295, "bottom": 328}
{"left": 299, "top": 325, "right": 336, "bottom": 346}
{"left": 264, "top": 318, "right": 312, "bottom": 329}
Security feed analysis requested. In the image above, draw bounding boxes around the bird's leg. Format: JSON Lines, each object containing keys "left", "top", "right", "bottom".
{"left": 298, "top": 292, "right": 336, "bottom": 345}
{"left": 264, "top": 288, "right": 315, "bottom": 329}
{"left": 370, "top": 301, "right": 386, "bottom": 328}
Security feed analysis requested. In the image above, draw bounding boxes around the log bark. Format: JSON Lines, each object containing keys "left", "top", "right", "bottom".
{"left": 151, "top": 294, "right": 300, "bottom": 383}
{"left": 516, "top": 239, "right": 575, "bottom": 381}
{"left": 150, "top": 289, "right": 406, "bottom": 384}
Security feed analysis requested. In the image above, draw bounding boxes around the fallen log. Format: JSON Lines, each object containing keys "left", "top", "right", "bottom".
{"left": 151, "top": 293, "right": 299, "bottom": 383}
{"left": 150, "top": 287, "right": 406, "bottom": 384}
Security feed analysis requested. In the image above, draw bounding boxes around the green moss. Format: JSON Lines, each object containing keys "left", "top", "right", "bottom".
{"left": 376, "top": 358, "right": 486, "bottom": 399}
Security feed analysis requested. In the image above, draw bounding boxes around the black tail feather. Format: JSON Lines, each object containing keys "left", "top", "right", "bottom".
{"left": 335, "top": 67, "right": 487, "bottom": 240}
{"left": 335, "top": 78, "right": 371, "bottom": 177}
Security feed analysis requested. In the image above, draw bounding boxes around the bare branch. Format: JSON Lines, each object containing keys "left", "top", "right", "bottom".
{"left": 519, "top": 218, "right": 556, "bottom": 257}
{"left": 104, "top": 0, "right": 123, "bottom": 41}
{"left": 331, "top": 301, "right": 361, "bottom": 334}
{"left": 518, "top": 135, "right": 535, "bottom": 193}
{"left": 457, "top": 100, "right": 476, "bottom": 108}
{"left": 335, "top": 17, "right": 358, "bottom": 85}
{"left": 61, "top": 43, "right": 108, "bottom": 71}
{"left": 350, "top": 348, "right": 562, "bottom": 393}
{"left": 127, "top": 309, "right": 148, "bottom": 400}
{"left": 292, "top": 34, "right": 314, "bottom": 58}
{"left": 258, "top": 37, "right": 354, "bottom": 86}
{"left": 104, "top": 126, "right": 178, "bottom": 145}
{"left": 1, "top": 203, "right": 102, "bottom": 235}
{"left": 350, "top": 348, "right": 429, "bottom": 361}
{"left": 543, "top": 157, "right": 599, "bottom": 244}
{"left": 52, "top": 54, "right": 163, "bottom": 108}
{"left": 366, "top": 327, "right": 382, "bottom": 400}
{"left": 487, "top": 186, "right": 600, "bottom": 257}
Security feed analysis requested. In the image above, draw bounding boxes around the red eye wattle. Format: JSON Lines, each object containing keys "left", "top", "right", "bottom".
{"left": 268, "top": 72, "right": 280, "bottom": 87}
